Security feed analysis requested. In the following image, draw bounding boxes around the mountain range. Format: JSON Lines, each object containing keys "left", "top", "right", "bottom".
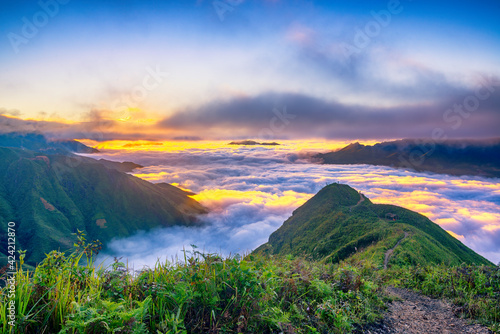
{"left": 315, "top": 138, "right": 500, "bottom": 178}
{"left": 0, "top": 133, "right": 206, "bottom": 266}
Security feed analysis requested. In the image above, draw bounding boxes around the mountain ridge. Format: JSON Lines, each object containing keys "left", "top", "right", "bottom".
{"left": 0, "top": 145, "right": 207, "bottom": 266}
{"left": 315, "top": 138, "right": 500, "bottom": 178}
{"left": 255, "top": 183, "right": 492, "bottom": 267}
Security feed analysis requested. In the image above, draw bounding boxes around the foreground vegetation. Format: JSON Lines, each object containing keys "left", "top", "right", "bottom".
{"left": 1, "top": 234, "right": 498, "bottom": 333}
{"left": 1, "top": 234, "right": 386, "bottom": 333}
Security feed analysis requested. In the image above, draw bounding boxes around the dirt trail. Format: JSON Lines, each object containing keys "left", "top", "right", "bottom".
{"left": 350, "top": 192, "right": 365, "bottom": 212}
{"left": 383, "top": 232, "right": 408, "bottom": 269}
{"left": 364, "top": 287, "right": 491, "bottom": 333}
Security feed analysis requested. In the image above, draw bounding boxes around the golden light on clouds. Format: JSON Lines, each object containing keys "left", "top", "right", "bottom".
{"left": 81, "top": 140, "right": 239, "bottom": 152}
{"left": 447, "top": 230, "right": 465, "bottom": 241}
{"left": 450, "top": 179, "right": 500, "bottom": 190}
{"left": 133, "top": 171, "right": 172, "bottom": 182}
{"left": 170, "top": 183, "right": 193, "bottom": 193}
{"left": 435, "top": 218, "right": 460, "bottom": 227}
{"left": 86, "top": 139, "right": 500, "bottom": 263}
{"left": 118, "top": 116, "right": 132, "bottom": 122}
{"left": 483, "top": 224, "right": 500, "bottom": 232}
{"left": 79, "top": 139, "right": 381, "bottom": 153}
{"left": 191, "top": 189, "right": 310, "bottom": 212}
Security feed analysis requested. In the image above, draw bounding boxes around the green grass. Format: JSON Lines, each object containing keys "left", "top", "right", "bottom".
{"left": 1, "top": 234, "right": 499, "bottom": 333}
{"left": 1, "top": 234, "right": 387, "bottom": 334}
{"left": 255, "top": 183, "right": 492, "bottom": 267}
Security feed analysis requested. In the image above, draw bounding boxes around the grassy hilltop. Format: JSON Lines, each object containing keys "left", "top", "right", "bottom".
{"left": 255, "top": 183, "right": 491, "bottom": 267}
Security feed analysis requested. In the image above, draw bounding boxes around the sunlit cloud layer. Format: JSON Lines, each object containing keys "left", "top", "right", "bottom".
{"left": 92, "top": 143, "right": 500, "bottom": 268}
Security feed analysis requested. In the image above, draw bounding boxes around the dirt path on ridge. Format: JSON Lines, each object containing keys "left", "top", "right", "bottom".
{"left": 350, "top": 192, "right": 365, "bottom": 212}
{"left": 363, "top": 287, "right": 492, "bottom": 333}
{"left": 383, "top": 232, "right": 409, "bottom": 269}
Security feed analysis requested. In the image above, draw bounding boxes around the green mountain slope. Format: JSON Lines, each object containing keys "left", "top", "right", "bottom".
{"left": 315, "top": 138, "right": 500, "bottom": 178}
{"left": 0, "top": 147, "right": 207, "bottom": 265}
{"left": 255, "top": 183, "right": 492, "bottom": 267}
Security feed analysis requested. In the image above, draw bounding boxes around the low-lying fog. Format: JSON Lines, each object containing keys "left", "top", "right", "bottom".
{"left": 89, "top": 143, "right": 500, "bottom": 269}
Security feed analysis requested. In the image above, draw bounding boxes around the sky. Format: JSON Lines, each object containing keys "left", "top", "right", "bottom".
{"left": 89, "top": 143, "right": 500, "bottom": 268}
{"left": 1, "top": 1, "right": 499, "bottom": 267}
{"left": 1, "top": 0, "right": 500, "bottom": 140}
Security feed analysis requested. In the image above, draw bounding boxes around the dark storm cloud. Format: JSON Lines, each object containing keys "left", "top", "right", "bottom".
{"left": 3, "top": 73, "right": 499, "bottom": 141}
{"left": 159, "top": 82, "right": 500, "bottom": 139}
{"left": 155, "top": 27, "right": 500, "bottom": 140}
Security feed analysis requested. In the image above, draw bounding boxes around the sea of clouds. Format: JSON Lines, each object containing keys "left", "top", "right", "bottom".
{"left": 91, "top": 144, "right": 500, "bottom": 269}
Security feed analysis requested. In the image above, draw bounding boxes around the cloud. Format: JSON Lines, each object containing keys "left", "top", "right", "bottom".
{"left": 94, "top": 144, "right": 500, "bottom": 268}
{"left": 0, "top": 108, "right": 22, "bottom": 117}
{"left": 3, "top": 71, "right": 499, "bottom": 142}
{"left": 159, "top": 85, "right": 500, "bottom": 140}
{"left": 0, "top": 114, "right": 65, "bottom": 134}
{"left": 286, "top": 23, "right": 316, "bottom": 46}
{"left": 0, "top": 113, "right": 159, "bottom": 141}
{"left": 288, "top": 33, "right": 467, "bottom": 103}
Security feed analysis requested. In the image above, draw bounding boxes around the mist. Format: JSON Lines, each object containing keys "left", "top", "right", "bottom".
{"left": 94, "top": 144, "right": 500, "bottom": 269}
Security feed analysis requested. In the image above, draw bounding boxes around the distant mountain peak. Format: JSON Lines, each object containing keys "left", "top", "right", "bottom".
{"left": 316, "top": 138, "right": 500, "bottom": 178}
{"left": 341, "top": 142, "right": 365, "bottom": 151}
